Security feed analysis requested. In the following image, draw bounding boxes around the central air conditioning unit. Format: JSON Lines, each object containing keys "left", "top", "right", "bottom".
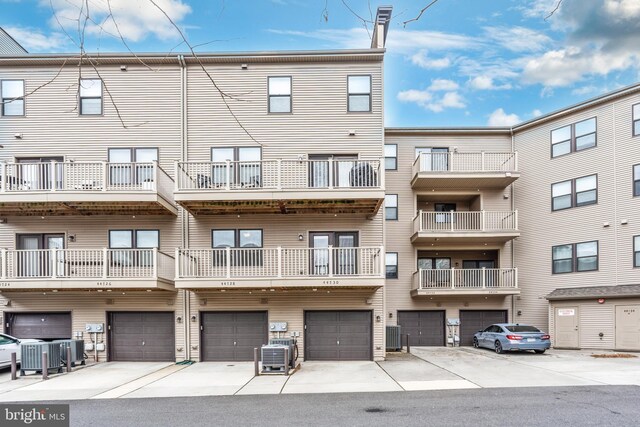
{"left": 20, "top": 342, "right": 64, "bottom": 376}
{"left": 386, "top": 325, "right": 402, "bottom": 351}
{"left": 269, "top": 338, "right": 296, "bottom": 366}
{"left": 261, "top": 343, "right": 292, "bottom": 374}
{"left": 54, "top": 339, "right": 86, "bottom": 367}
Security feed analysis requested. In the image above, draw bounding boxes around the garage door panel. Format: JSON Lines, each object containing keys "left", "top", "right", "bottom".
{"left": 397, "top": 311, "right": 445, "bottom": 347}
{"left": 460, "top": 310, "right": 507, "bottom": 346}
{"left": 305, "top": 311, "right": 372, "bottom": 361}
{"left": 109, "top": 312, "right": 174, "bottom": 362}
{"left": 7, "top": 313, "right": 71, "bottom": 340}
{"left": 201, "top": 311, "right": 268, "bottom": 362}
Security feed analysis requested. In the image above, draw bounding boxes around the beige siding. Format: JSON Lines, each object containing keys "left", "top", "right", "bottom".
{"left": 189, "top": 288, "right": 385, "bottom": 361}
{"left": 383, "top": 132, "right": 515, "bottom": 322}
{"left": 513, "top": 91, "right": 640, "bottom": 330}
{"left": 0, "top": 291, "right": 186, "bottom": 362}
{"left": 186, "top": 62, "right": 384, "bottom": 163}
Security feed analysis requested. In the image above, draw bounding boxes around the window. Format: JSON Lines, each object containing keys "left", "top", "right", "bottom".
{"left": 212, "top": 229, "right": 263, "bottom": 266}
{"left": 1, "top": 80, "right": 24, "bottom": 116}
{"left": 347, "top": 75, "right": 371, "bottom": 112}
{"left": 210, "top": 147, "right": 261, "bottom": 188}
{"left": 551, "top": 117, "right": 596, "bottom": 157}
{"left": 633, "top": 103, "right": 640, "bottom": 136}
{"left": 552, "top": 174, "right": 597, "bottom": 211}
{"left": 415, "top": 147, "right": 449, "bottom": 171}
{"left": 384, "top": 144, "right": 397, "bottom": 170}
{"left": 79, "top": 79, "right": 102, "bottom": 115}
{"left": 268, "top": 77, "right": 291, "bottom": 113}
{"left": 552, "top": 241, "right": 598, "bottom": 274}
{"left": 385, "top": 252, "right": 398, "bottom": 279}
{"left": 109, "top": 229, "right": 159, "bottom": 267}
{"left": 108, "top": 148, "right": 158, "bottom": 185}
{"left": 634, "top": 236, "right": 640, "bottom": 268}
{"left": 385, "top": 194, "right": 398, "bottom": 220}
{"left": 634, "top": 164, "right": 640, "bottom": 197}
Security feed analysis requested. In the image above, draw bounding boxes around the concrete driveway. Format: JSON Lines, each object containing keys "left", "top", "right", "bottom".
{"left": 0, "top": 348, "right": 638, "bottom": 401}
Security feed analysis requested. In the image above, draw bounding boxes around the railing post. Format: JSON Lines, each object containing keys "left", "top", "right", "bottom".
{"left": 482, "top": 267, "right": 486, "bottom": 289}
{"left": 152, "top": 247, "right": 158, "bottom": 278}
{"left": 50, "top": 248, "right": 57, "bottom": 278}
{"left": 152, "top": 160, "right": 159, "bottom": 192}
{"left": 226, "top": 247, "right": 231, "bottom": 279}
{"left": 51, "top": 161, "right": 57, "bottom": 191}
{"left": 102, "top": 248, "right": 108, "bottom": 278}
{"left": 451, "top": 210, "right": 455, "bottom": 232}
{"left": 225, "top": 160, "right": 231, "bottom": 190}
{"left": 0, "top": 162, "right": 5, "bottom": 192}
{"left": 277, "top": 159, "right": 282, "bottom": 190}
{"left": 449, "top": 151, "right": 454, "bottom": 172}
{"left": 514, "top": 152, "right": 518, "bottom": 171}
{"left": 379, "top": 245, "right": 385, "bottom": 278}
{"left": 328, "top": 158, "right": 334, "bottom": 188}
{"left": 378, "top": 160, "right": 384, "bottom": 189}
{"left": 451, "top": 267, "right": 455, "bottom": 289}
{"left": 482, "top": 210, "right": 486, "bottom": 231}
{"left": 515, "top": 210, "right": 519, "bottom": 230}
{"left": 481, "top": 151, "right": 485, "bottom": 171}
{"left": 175, "top": 248, "right": 180, "bottom": 280}
{"left": 102, "top": 161, "right": 108, "bottom": 191}
{"left": 1, "top": 248, "right": 6, "bottom": 279}
{"left": 277, "top": 247, "right": 282, "bottom": 278}
{"left": 174, "top": 160, "right": 179, "bottom": 191}
{"left": 328, "top": 245, "right": 333, "bottom": 277}
{"left": 515, "top": 268, "right": 518, "bottom": 289}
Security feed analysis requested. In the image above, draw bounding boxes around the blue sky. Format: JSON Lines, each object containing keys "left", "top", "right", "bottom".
{"left": 2, "top": 0, "right": 640, "bottom": 127}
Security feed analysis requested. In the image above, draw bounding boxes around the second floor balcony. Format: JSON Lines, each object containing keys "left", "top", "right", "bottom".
{"left": 412, "top": 210, "right": 520, "bottom": 244}
{"left": 0, "top": 161, "right": 177, "bottom": 216}
{"left": 412, "top": 152, "right": 519, "bottom": 189}
{"left": 175, "top": 246, "right": 385, "bottom": 289}
{"left": 174, "top": 159, "right": 384, "bottom": 216}
{"left": 411, "top": 268, "right": 519, "bottom": 296}
{"left": 0, "top": 248, "right": 175, "bottom": 291}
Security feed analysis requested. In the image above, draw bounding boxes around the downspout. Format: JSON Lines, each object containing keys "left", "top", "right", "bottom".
{"left": 510, "top": 127, "right": 516, "bottom": 323}
{"left": 177, "top": 54, "right": 190, "bottom": 361}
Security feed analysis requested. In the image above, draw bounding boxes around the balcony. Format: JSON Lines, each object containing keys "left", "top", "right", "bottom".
{"left": 174, "top": 159, "right": 384, "bottom": 215}
{"left": 411, "top": 268, "right": 519, "bottom": 296}
{"left": 0, "top": 248, "right": 175, "bottom": 291}
{"left": 412, "top": 152, "right": 519, "bottom": 189}
{"left": 175, "top": 246, "right": 385, "bottom": 289}
{"left": 412, "top": 210, "right": 519, "bottom": 244}
{"left": 0, "top": 161, "right": 177, "bottom": 216}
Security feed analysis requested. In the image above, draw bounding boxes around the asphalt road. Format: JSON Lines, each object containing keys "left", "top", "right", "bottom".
{"left": 52, "top": 385, "right": 640, "bottom": 427}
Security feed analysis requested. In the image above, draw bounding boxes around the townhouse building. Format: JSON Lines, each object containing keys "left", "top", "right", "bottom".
{"left": 0, "top": 5, "right": 638, "bottom": 361}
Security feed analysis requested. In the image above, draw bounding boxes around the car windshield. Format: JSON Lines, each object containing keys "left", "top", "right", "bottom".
{"left": 505, "top": 325, "right": 541, "bottom": 333}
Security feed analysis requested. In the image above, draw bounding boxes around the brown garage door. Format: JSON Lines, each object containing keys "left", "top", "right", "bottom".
{"left": 397, "top": 311, "right": 446, "bottom": 346}
{"left": 6, "top": 312, "right": 71, "bottom": 340}
{"left": 460, "top": 310, "right": 508, "bottom": 346}
{"left": 304, "top": 311, "right": 372, "bottom": 361}
{"left": 201, "top": 312, "right": 268, "bottom": 361}
{"left": 108, "top": 312, "right": 175, "bottom": 361}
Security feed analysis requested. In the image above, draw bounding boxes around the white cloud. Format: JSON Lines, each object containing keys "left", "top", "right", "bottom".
{"left": 428, "top": 79, "right": 459, "bottom": 91}
{"left": 488, "top": 108, "right": 521, "bottom": 126}
{"left": 532, "top": 109, "right": 543, "bottom": 117}
{"left": 397, "top": 89, "right": 465, "bottom": 113}
{"left": 410, "top": 51, "right": 451, "bottom": 69}
{"left": 571, "top": 85, "right": 598, "bottom": 95}
{"left": 45, "top": 0, "right": 192, "bottom": 42}
{"left": 468, "top": 75, "right": 512, "bottom": 90}
{"left": 3, "top": 26, "right": 68, "bottom": 51}
{"left": 483, "top": 26, "right": 551, "bottom": 52}
{"left": 521, "top": 46, "right": 639, "bottom": 87}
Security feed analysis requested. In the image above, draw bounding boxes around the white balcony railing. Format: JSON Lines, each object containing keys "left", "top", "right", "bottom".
{"left": 412, "top": 152, "right": 518, "bottom": 176}
{"left": 175, "top": 159, "right": 383, "bottom": 191}
{"left": 0, "top": 161, "right": 174, "bottom": 202}
{"left": 0, "top": 248, "right": 174, "bottom": 282}
{"left": 414, "top": 268, "right": 518, "bottom": 290}
{"left": 413, "top": 210, "right": 518, "bottom": 234}
{"left": 176, "top": 246, "right": 384, "bottom": 279}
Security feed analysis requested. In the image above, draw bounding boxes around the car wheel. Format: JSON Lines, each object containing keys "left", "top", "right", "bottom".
{"left": 473, "top": 337, "right": 479, "bottom": 349}
{"left": 494, "top": 340, "right": 503, "bottom": 354}
{"left": 534, "top": 349, "right": 546, "bottom": 354}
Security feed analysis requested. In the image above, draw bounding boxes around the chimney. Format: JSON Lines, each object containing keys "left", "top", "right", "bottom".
{"left": 371, "top": 6, "right": 393, "bottom": 49}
